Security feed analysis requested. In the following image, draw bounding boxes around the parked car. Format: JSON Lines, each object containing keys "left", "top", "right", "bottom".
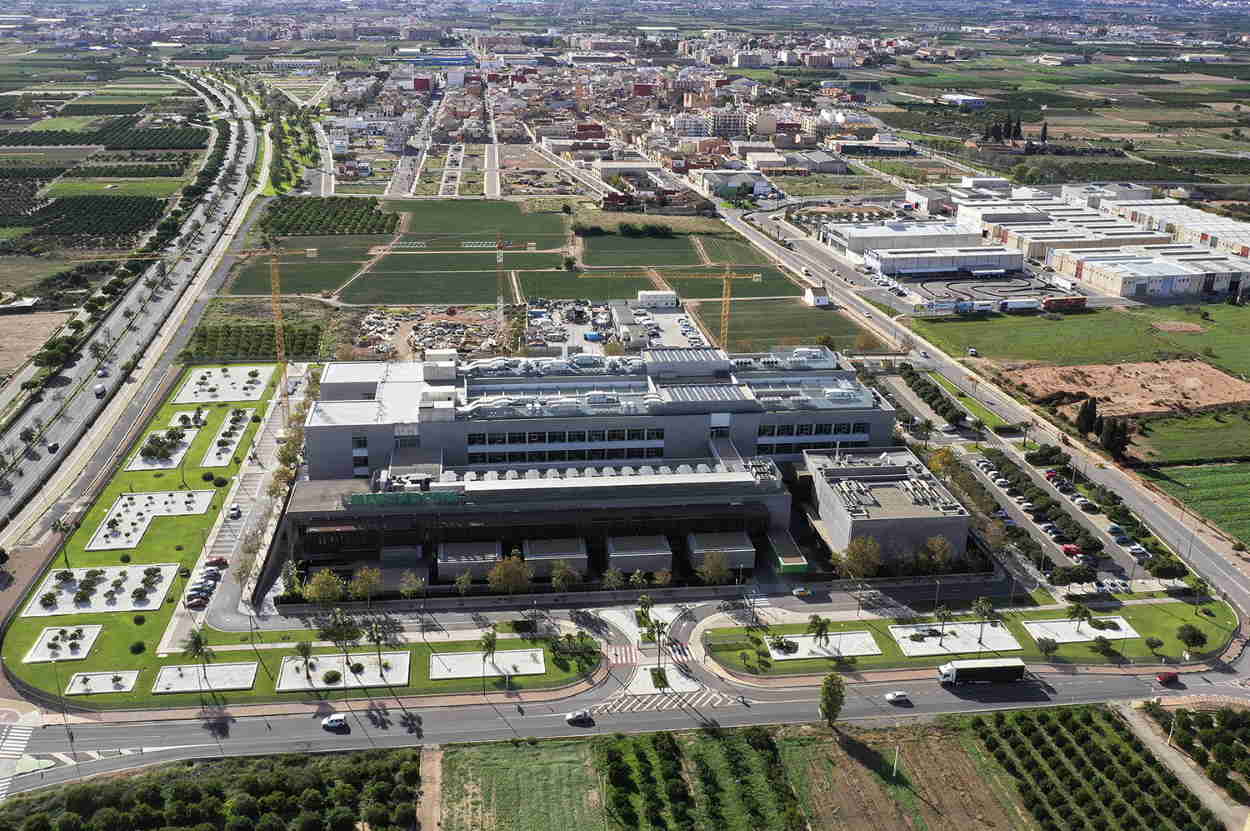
{"left": 1061, "top": 544, "right": 1085, "bottom": 558}
{"left": 185, "top": 598, "right": 207, "bottom": 610}
{"left": 321, "top": 714, "right": 348, "bottom": 730}
{"left": 1107, "top": 524, "right": 1124, "bottom": 535}
{"left": 791, "top": 586, "right": 812, "bottom": 598}
{"left": 1114, "top": 534, "right": 1132, "bottom": 546}
{"left": 227, "top": 503, "right": 242, "bottom": 519}
{"left": 1043, "top": 470, "right": 1058, "bottom": 480}
{"left": 1128, "top": 543, "right": 1149, "bottom": 556}
{"left": 884, "top": 691, "right": 909, "bottom": 704}
{"left": 206, "top": 557, "right": 228, "bottom": 568}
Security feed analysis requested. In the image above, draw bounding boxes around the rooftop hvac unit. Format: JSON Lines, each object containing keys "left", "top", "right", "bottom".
{"left": 441, "top": 471, "right": 458, "bottom": 482}
{"left": 525, "top": 470, "right": 540, "bottom": 480}
{"left": 602, "top": 467, "right": 617, "bottom": 477}
{"left": 639, "top": 466, "right": 655, "bottom": 475}
{"left": 620, "top": 466, "right": 635, "bottom": 476}
{"left": 696, "top": 463, "right": 711, "bottom": 474}
{"left": 677, "top": 464, "right": 693, "bottom": 474}
{"left": 565, "top": 468, "right": 581, "bottom": 478}
{"left": 505, "top": 470, "right": 519, "bottom": 480}
{"left": 585, "top": 468, "right": 600, "bottom": 477}
{"left": 659, "top": 466, "right": 674, "bottom": 475}
{"left": 463, "top": 471, "right": 478, "bottom": 482}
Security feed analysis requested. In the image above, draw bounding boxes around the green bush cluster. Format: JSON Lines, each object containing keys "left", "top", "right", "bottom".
{"left": 898, "top": 363, "right": 966, "bottom": 427}
{"left": 1144, "top": 703, "right": 1250, "bottom": 803}
{"left": 2, "top": 748, "right": 423, "bottom": 831}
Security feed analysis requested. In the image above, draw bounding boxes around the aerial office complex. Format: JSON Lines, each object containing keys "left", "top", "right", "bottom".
{"left": 282, "top": 346, "right": 910, "bottom": 581}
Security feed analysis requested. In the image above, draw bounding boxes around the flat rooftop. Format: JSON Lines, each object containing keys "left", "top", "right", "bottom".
{"left": 607, "top": 535, "right": 672, "bottom": 556}
{"left": 523, "top": 538, "right": 587, "bottom": 559}
{"left": 437, "top": 541, "right": 502, "bottom": 563}
{"left": 806, "top": 447, "right": 967, "bottom": 519}
{"left": 830, "top": 221, "right": 974, "bottom": 237}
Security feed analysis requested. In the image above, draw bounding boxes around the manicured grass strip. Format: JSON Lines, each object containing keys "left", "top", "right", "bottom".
{"left": 274, "top": 234, "right": 393, "bottom": 258}
{"left": 700, "top": 236, "right": 774, "bottom": 265}
{"left": 1133, "top": 410, "right": 1250, "bottom": 465}
{"left": 340, "top": 271, "right": 501, "bottom": 305}
{"left": 928, "top": 371, "right": 1009, "bottom": 427}
{"left": 706, "top": 598, "right": 1236, "bottom": 676}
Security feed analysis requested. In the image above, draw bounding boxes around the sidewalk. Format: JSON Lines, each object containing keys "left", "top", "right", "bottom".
{"left": 60, "top": 660, "right": 610, "bottom": 724}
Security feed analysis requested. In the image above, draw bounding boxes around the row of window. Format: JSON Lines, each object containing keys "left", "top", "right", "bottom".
{"left": 758, "top": 440, "right": 868, "bottom": 454}
{"left": 467, "top": 447, "right": 667, "bottom": 464}
{"left": 758, "top": 422, "right": 870, "bottom": 437}
{"left": 467, "top": 428, "right": 665, "bottom": 446}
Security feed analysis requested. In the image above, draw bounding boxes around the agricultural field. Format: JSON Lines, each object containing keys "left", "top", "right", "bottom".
{"left": 768, "top": 173, "right": 900, "bottom": 197}
{"left": 970, "top": 706, "right": 1222, "bottom": 831}
{"left": 386, "top": 199, "right": 567, "bottom": 237}
{"left": 340, "top": 271, "right": 503, "bottom": 305}
{"left": 26, "top": 115, "right": 102, "bottom": 131}
{"left": 43, "top": 177, "right": 184, "bottom": 198}
{"left": 909, "top": 303, "right": 1250, "bottom": 377}
{"left": 228, "top": 259, "right": 363, "bottom": 295}
{"left": 259, "top": 196, "right": 398, "bottom": 236}
{"left": 699, "top": 236, "right": 774, "bottom": 266}
{"left": 1146, "top": 462, "right": 1250, "bottom": 546}
{"left": 441, "top": 740, "right": 601, "bottom": 831}
{"left": 779, "top": 724, "right": 1033, "bottom": 830}
{"left": 2, "top": 194, "right": 166, "bottom": 252}
{"left": 1144, "top": 702, "right": 1250, "bottom": 805}
{"left": 184, "top": 321, "right": 325, "bottom": 360}
{"left": 273, "top": 234, "right": 393, "bottom": 258}
{"left": 694, "top": 299, "right": 876, "bottom": 353}
{"left": 369, "top": 251, "right": 561, "bottom": 272}
{"left": 665, "top": 267, "right": 802, "bottom": 299}
{"left": 581, "top": 234, "right": 703, "bottom": 267}
{"left": 1132, "top": 410, "right": 1250, "bottom": 464}
{"left": 521, "top": 271, "right": 656, "bottom": 302}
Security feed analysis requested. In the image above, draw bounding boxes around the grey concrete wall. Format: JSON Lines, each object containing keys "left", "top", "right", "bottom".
{"left": 305, "top": 422, "right": 396, "bottom": 479}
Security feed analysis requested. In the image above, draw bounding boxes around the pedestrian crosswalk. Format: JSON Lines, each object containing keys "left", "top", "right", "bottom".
{"left": 607, "top": 645, "right": 641, "bottom": 666}
{"left": 593, "top": 688, "right": 737, "bottom": 714}
{"left": 0, "top": 724, "right": 34, "bottom": 802}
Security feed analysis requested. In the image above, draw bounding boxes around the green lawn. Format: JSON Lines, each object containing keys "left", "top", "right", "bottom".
{"left": 1145, "top": 463, "right": 1250, "bottom": 546}
{"left": 768, "top": 173, "right": 900, "bottom": 197}
{"left": 706, "top": 599, "right": 1235, "bottom": 676}
{"left": 909, "top": 303, "right": 1250, "bottom": 376}
{"left": 700, "top": 236, "right": 774, "bottom": 265}
{"left": 928, "top": 371, "right": 1009, "bottom": 428}
{"left": 340, "top": 271, "right": 501, "bottom": 305}
{"left": 665, "top": 267, "right": 801, "bottom": 299}
{"left": 695, "top": 299, "right": 873, "bottom": 353}
{"left": 581, "top": 234, "right": 702, "bottom": 267}
{"left": 44, "top": 177, "right": 185, "bottom": 198}
{"left": 440, "top": 740, "right": 600, "bottom": 831}
{"left": 0, "top": 365, "right": 276, "bottom": 707}
{"left": 385, "top": 199, "right": 567, "bottom": 237}
{"left": 521, "top": 271, "right": 655, "bottom": 301}
{"left": 229, "top": 260, "right": 363, "bottom": 295}
{"left": 369, "top": 251, "right": 561, "bottom": 272}
{"left": 1133, "top": 410, "right": 1250, "bottom": 464}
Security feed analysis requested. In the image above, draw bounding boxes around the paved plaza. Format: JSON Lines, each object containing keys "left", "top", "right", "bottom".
{"left": 1022, "top": 616, "right": 1141, "bottom": 645}
{"left": 767, "top": 631, "right": 882, "bottom": 660}
{"left": 85, "top": 490, "right": 213, "bottom": 551}
{"left": 275, "top": 651, "right": 411, "bottom": 691}
{"left": 153, "top": 662, "right": 258, "bottom": 693}
{"left": 23, "top": 624, "right": 103, "bottom": 663}
{"left": 65, "top": 670, "right": 140, "bottom": 695}
{"left": 890, "top": 620, "right": 1022, "bottom": 657}
{"left": 428, "top": 648, "right": 546, "bottom": 680}
{"left": 173, "top": 365, "right": 273, "bottom": 405}
{"left": 24, "top": 564, "right": 177, "bottom": 617}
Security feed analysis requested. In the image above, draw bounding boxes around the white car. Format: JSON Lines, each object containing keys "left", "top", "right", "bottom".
{"left": 321, "top": 714, "right": 347, "bottom": 730}
{"left": 884, "top": 691, "right": 909, "bottom": 704}
{"left": 227, "top": 503, "right": 242, "bottom": 519}
{"left": 564, "top": 709, "right": 592, "bottom": 725}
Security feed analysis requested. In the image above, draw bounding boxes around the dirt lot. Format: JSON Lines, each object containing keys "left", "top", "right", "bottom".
{"left": 499, "top": 145, "right": 555, "bottom": 169}
{"left": 1011, "top": 359, "right": 1250, "bottom": 418}
{"left": 779, "top": 724, "right": 1029, "bottom": 831}
{"left": 0, "top": 311, "right": 70, "bottom": 374}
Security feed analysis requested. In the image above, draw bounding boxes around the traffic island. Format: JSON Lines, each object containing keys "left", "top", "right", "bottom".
{"left": 153, "top": 662, "right": 258, "bottom": 693}
{"left": 23, "top": 624, "right": 103, "bottom": 663}
{"left": 428, "top": 648, "right": 545, "bottom": 680}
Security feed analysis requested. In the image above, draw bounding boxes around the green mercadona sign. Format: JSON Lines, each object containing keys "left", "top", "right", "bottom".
{"left": 349, "top": 491, "right": 467, "bottom": 507}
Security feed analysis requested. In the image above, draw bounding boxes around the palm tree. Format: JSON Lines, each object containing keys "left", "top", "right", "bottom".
{"left": 366, "top": 619, "right": 386, "bottom": 665}
{"left": 181, "top": 628, "right": 215, "bottom": 693}
{"left": 1067, "top": 601, "right": 1091, "bottom": 633}
{"left": 934, "top": 604, "right": 953, "bottom": 643}
{"left": 479, "top": 625, "right": 498, "bottom": 696}
{"left": 972, "top": 596, "right": 997, "bottom": 645}
{"left": 638, "top": 593, "right": 654, "bottom": 624}
{"left": 648, "top": 619, "right": 668, "bottom": 670}
{"left": 806, "top": 614, "right": 831, "bottom": 647}
{"left": 294, "top": 640, "right": 313, "bottom": 678}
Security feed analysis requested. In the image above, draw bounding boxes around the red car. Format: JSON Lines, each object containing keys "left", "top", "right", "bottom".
{"left": 1044, "top": 470, "right": 1058, "bottom": 480}
{"left": 206, "top": 557, "right": 228, "bottom": 568}
{"left": 1061, "top": 544, "right": 1085, "bottom": 558}
{"left": 1156, "top": 672, "right": 1179, "bottom": 685}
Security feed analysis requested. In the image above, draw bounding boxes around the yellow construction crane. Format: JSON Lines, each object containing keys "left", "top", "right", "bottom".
{"left": 232, "top": 245, "right": 289, "bottom": 423}
{"left": 669, "top": 269, "right": 762, "bottom": 348}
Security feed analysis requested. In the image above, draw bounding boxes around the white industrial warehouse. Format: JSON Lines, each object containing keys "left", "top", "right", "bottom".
{"left": 1047, "top": 243, "right": 1250, "bottom": 299}
{"left": 865, "top": 246, "right": 1023, "bottom": 277}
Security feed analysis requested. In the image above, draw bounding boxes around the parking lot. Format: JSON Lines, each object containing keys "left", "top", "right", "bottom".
{"left": 965, "top": 450, "right": 1188, "bottom": 598}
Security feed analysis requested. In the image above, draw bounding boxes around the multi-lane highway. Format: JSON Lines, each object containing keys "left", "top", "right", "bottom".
{"left": 0, "top": 74, "right": 260, "bottom": 552}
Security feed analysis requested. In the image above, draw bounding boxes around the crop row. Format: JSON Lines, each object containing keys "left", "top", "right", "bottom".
{"left": 184, "top": 322, "right": 325, "bottom": 360}
{"left": 259, "top": 196, "right": 399, "bottom": 236}
{"left": 0, "top": 166, "right": 69, "bottom": 180}
{"left": 0, "top": 116, "right": 209, "bottom": 150}
{"left": 0, "top": 195, "right": 165, "bottom": 253}
{"left": 974, "top": 707, "right": 1220, "bottom": 831}
{"left": 66, "top": 163, "right": 186, "bottom": 178}
{"left": 59, "top": 102, "right": 147, "bottom": 116}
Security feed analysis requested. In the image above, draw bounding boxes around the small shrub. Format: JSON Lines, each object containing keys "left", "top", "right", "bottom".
{"left": 202, "top": 471, "right": 215, "bottom": 482}
{"left": 350, "top": 662, "right": 364, "bottom": 674}
{"left": 119, "top": 553, "right": 131, "bottom": 563}
{"left": 214, "top": 476, "right": 227, "bottom": 487}
{"left": 133, "top": 614, "right": 145, "bottom": 625}
{"left": 129, "top": 640, "right": 145, "bottom": 654}
{"left": 322, "top": 670, "right": 342, "bottom": 685}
